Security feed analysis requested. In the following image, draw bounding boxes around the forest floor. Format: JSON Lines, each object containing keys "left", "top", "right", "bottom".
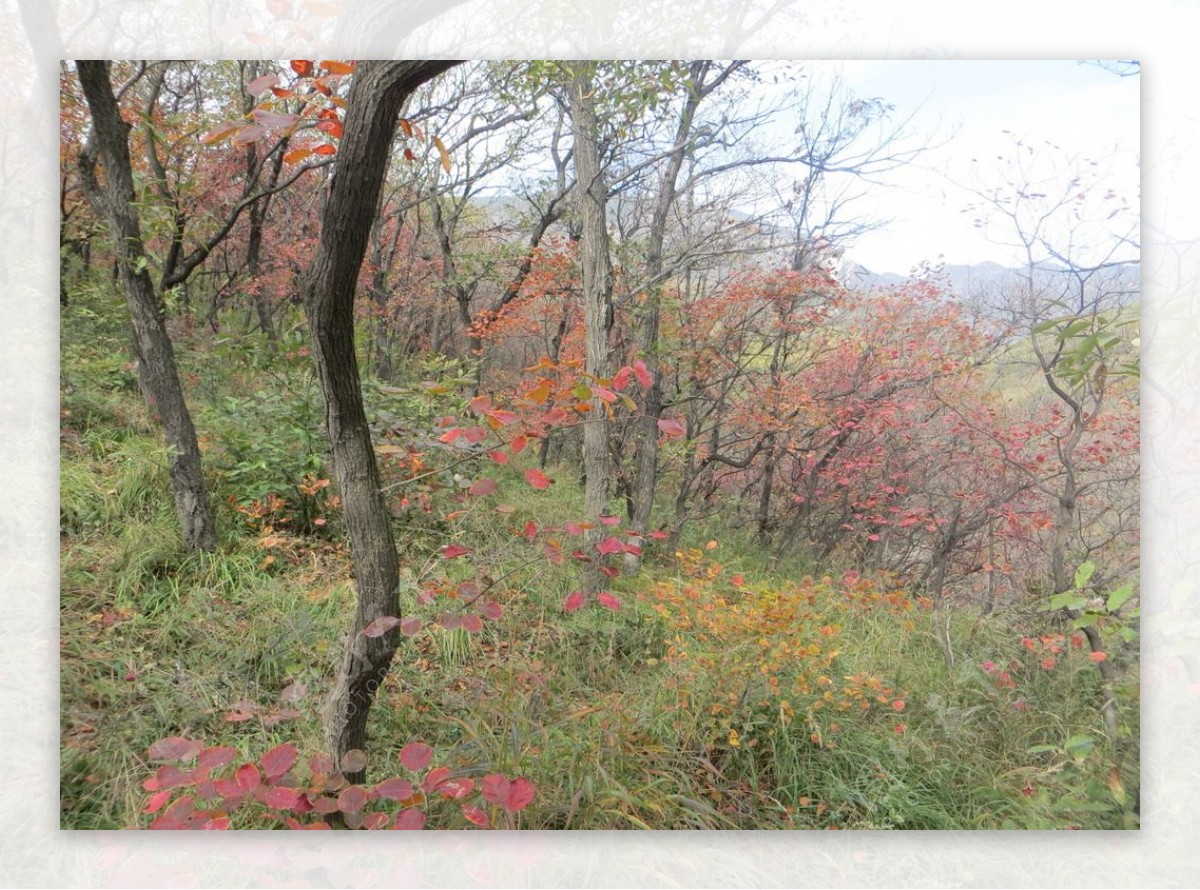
{"left": 59, "top": 288, "right": 1138, "bottom": 830}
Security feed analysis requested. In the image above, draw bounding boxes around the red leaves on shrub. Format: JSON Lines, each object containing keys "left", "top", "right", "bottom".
{"left": 633, "top": 360, "right": 653, "bottom": 387}
{"left": 363, "top": 615, "right": 403, "bottom": 637}
{"left": 597, "top": 592, "right": 623, "bottom": 611}
{"left": 657, "top": 417, "right": 685, "bottom": 437}
{"left": 338, "top": 784, "right": 369, "bottom": 813}
{"left": 563, "top": 590, "right": 586, "bottom": 612}
{"left": 468, "top": 478, "right": 498, "bottom": 496}
{"left": 596, "top": 536, "right": 625, "bottom": 556}
{"left": 372, "top": 777, "right": 414, "bottom": 801}
{"left": 399, "top": 742, "right": 433, "bottom": 772}
{"left": 524, "top": 469, "right": 550, "bottom": 489}
{"left": 340, "top": 749, "right": 368, "bottom": 774}
{"left": 235, "top": 763, "right": 261, "bottom": 792}
{"left": 480, "top": 774, "right": 536, "bottom": 813}
{"left": 148, "top": 737, "right": 204, "bottom": 762}
{"left": 441, "top": 544, "right": 471, "bottom": 558}
{"left": 461, "top": 804, "right": 489, "bottom": 828}
{"left": 392, "top": 808, "right": 426, "bottom": 830}
{"left": 260, "top": 743, "right": 298, "bottom": 781}
{"left": 263, "top": 785, "right": 302, "bottom": 809}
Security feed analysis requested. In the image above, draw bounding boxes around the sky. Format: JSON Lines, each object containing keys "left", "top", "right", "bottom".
{"left": 793, "top": 60, "right": 1141, "bottom": 275}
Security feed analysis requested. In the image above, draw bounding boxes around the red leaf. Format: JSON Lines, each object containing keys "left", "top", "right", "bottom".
{"left": 612, "top": 366, "right": 632, "bottom": 390}
{"left": 400, "top": 616, "right": 422, "bottom": 636}
{"left": 235, "top": 763, "right": 261, "bottom": 792}
{"left": 260, "top": 742, "right": 298, "bottom": 780}
{"left": 399, "top": 742, "right": 433, "bottom": 772}
{"left": 633, "top": 360, "right": 653, "bottom": 387}
{"left": 290, "top": 59, "right": 314, "bottom": 77}
{"left": 231, "top": 124, "right": 266, "bottom": 146}
{"left": 148, "top": 737, "right": 203, "bottom": 762}
{"left": 623, "top": 542, "right": 643, "bottom": 556}
{"left": 313, "top": 143, "right": 337, "bottom": 155}
{"left": 480, "top": 773, "right": 510, "bottom": 805}
{"left": 144, "top": 790, "right": 172, "bottom": 814}
{"left": 488, "top": 409, "right": 518, "bottom": 426}
{"left": 503, "top": 777, "right": 536, "bottom": 813}
{"left": 460, "top": 613, "right": 484, "bottom": 633}
{"left": 461, "top": 804, "right": 489, "bottom": 828}
{"left": 597, "top": 592, "right": 623, "bottom": 611}
{"left": 510, "top": 434, "right": 528, "bottom": 455}
{"left": 489, "top": 449, "right": 509, "bottom": 465}
{"left": 155, "top": 765, "right": 195, "bottom": 790}
{"left": 462, "top": 426, "right": 489, "bottom": 444}
{"left": 480, "top": 601, "right": 504, "bottom": 621}
{"left": 316, "top": 119, "right": 344, "bottom": 138}
{"left": 599, "top": 515, "right": 621, "bottom": 526}
{"left": 468, "top": 394, "right": 492, "bottom": 414}
{"left": 372, "top": 777, "right": 414, "bottom": 801}
{"left": 648, "top": 529, "right": 670, "bottom": 540}
{"left": 338, "top": 784, "right": 369, "bottom": 813}
{"left": 565, "top": 522, "right": 584, "bottom": 535}
{"left": 437, "top": 777, "right": 474, "bottom": 800}
{"left": 361, "top": 811, "right": 389, "bottom": 830}
{"left": 263, "top": 785, "right": 302, "bottom": 810}
{"left": 524, "top": 469, "right": 550, "bottom": 489}
{"left": 593, "top": 385, "right": 616, "bottom": 403}
{"left": 596, "top": 536, "right": 625, "bottom": 556}
{"left": 392, "top": 808, "right": 426, "bottom": 830}
{"left": 196, "top": 746, "right": 237, "bottom": 774}
{"left": 442, "top": 544, "right": 471, "bottom": 559}
{"left": 340, "top": 749, "right": 368, "bottom": 774}
{"left": 247, "top": 73, "right": 280, "bottom": 96}
{"left": 657, "top": 418, "right": 686, "bottom": 438}
{"left": 523, "top": 520, "right": 539, "bottom": 540}
{"left": 251, "top": 109, "right": 300, "bottom": 129}
{"left": 201, "top": 816, "right": 231, "bottom": 830}
{"left": 223, "top": 702, "right": 256, "bottom": 722}
{"left": 563, "top": 591, "right": 586, "bottom": 613}
{"left": 438, "top": 428, "right": 462, "bottom": 443}
{"left": 422, "top": 766, "right": 453, "bottom": 793}
{"left": 468, "top": 478, "right": 498, "bottom": 496}
{"left": 363, "top": 615, "right": 403, "bottom": 637}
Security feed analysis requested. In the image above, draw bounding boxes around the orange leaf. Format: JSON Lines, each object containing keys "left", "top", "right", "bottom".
{"left": 433, "top": 135, "right": 451, "bottom": 174}
{"left": 321, "top": 60, "right": 356, "bottom": 76}
{"left": 290, "top": 59, "right": 314, "bottom": 77}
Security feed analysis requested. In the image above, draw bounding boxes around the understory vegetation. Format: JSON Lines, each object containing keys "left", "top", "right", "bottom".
{"left": 61, "top": 284, "right": 1138, "bottom": 830}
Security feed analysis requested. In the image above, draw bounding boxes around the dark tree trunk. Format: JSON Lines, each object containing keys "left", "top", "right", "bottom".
{"left": 75, "top": 60, "right": 217, "bottom": 552}
{"left": 299, "top": 60, "right": 459, "bottom": 782}
{"left": 567, "top": 63, "right": 615, "bottom": 594}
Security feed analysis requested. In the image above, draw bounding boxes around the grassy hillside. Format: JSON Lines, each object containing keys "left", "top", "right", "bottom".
{"left": 59, "top": 285, "right": 1138, "bottom": 830}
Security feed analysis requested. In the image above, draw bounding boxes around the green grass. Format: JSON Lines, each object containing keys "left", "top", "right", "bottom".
{"left": 58, "top": 285, "right": 1139, "bottom": 831}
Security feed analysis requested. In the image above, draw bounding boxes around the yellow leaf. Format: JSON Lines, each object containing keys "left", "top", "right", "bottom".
{"left": 433, "top": 135, "right": 451, "bottom": 174}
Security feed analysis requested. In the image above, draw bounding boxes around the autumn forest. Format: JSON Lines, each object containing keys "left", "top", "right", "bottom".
{"left": 60, "top": 60, "right": 1139, "bottom": 830}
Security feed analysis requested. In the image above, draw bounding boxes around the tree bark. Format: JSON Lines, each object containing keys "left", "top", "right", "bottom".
{"left": 566, "top": 63, "right": 615, "bottom": 594}
{"left": 299, "top": 60, "right": 459, "bottom": 781}
{"left": 75, "top": 60, "right": 217, "bottom": 552}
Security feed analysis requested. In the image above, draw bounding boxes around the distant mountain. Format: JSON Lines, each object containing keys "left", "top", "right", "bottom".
{"left": 839, "top": 259, "right": 1140, "bottom": 307}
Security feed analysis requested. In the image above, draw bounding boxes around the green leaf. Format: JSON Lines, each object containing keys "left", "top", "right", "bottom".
{"left": 1074, "top": 562, "right": 1096, "bottom": 590}
{"left": 1046, "top": 591, "right": 1088, "bottom": 611}
{"left": 1027, "top": 744, "right": 1060, "bottom": 755}
{"left": 1064, "top": 734, "right": 1096, "bottom": 760}
{"left": 1105, "top": 583, "right": 1135, "bottom": 613}
{"left": 1071, "top": 612, "right": 1100, "bottom": 629}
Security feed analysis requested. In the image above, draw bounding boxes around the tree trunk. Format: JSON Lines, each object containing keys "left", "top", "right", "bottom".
{"left": 75, "top": 60, "right": 217, "bottom": 553}
{"left": 567, "top": 63, "right": 615, "bottom": 594}
{"left": 299, "top": 60, "right": 459, "bottom": 781}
